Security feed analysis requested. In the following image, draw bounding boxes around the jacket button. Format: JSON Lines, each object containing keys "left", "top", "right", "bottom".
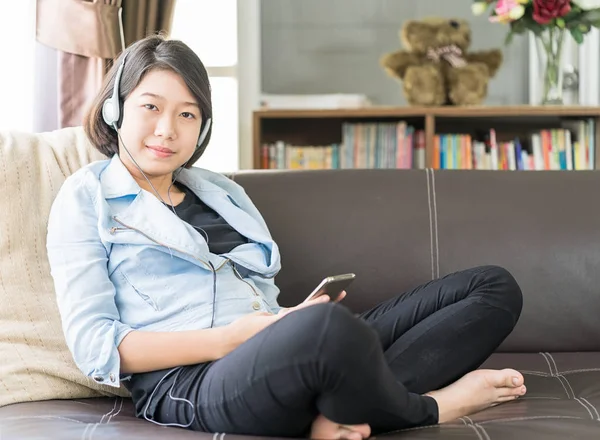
{"left": 109, "top": 373, "right": 116, "bottom": 383}
{"left": 93, "top": 376, "right": 104, "bottom": 382}
{"left": 252, "top": 301, "right": 260, "bottom": 310}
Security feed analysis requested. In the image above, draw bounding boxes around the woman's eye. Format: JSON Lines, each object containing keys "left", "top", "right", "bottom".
{"left": 144, "top": 104, "right": 158, "bottom": 111}
{"left": 181, "top": 112, "right": 195, "bottom": 119}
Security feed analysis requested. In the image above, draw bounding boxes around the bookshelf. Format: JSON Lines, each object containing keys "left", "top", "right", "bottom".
{"left": 253, "top": 105, "right": 600, "bottom": 171}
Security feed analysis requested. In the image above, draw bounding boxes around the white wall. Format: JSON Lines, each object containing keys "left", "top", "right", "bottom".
{"left": 237, "top": 0, "right": 262, "bottom": 170}
{"left": 0, "top": 0, "right": 36, "bottom": 131}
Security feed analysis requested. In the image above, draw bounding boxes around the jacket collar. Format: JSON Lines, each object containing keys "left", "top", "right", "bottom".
{"left": 99, "top": 155, "right": 280, "bottom": 276}
{"left": 100, "top": 154, "right": 143, "bottom": 199}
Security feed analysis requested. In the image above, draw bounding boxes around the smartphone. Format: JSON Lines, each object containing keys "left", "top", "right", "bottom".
{"left": 303, "top": 273, "right": 356, "bottom": 303}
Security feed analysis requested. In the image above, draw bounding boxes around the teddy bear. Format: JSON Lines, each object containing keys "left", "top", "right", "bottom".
{"left": 380, "top": 17, "right": 503, "bottom": 106}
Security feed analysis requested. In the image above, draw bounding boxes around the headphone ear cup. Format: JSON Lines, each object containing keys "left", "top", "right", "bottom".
{"left": 196, "top": 117, "right": 212, "bottom": 152}
{"left": 102, "top": 98, "right": 114, "bottom": 127}
{"left": 102, "top": 97, "right": 121, "bottom": 130}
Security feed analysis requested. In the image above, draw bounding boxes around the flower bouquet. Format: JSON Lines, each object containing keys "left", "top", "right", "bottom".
{"left": 472, "top": 0, "right": 600, "bottom": 103}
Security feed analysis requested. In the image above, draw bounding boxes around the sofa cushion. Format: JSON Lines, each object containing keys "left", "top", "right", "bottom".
{"left": 0, "top": 127, "right": 128, "bottom": 407}
{"left": 2, "top": 352, "right": 600, "bottom": 439}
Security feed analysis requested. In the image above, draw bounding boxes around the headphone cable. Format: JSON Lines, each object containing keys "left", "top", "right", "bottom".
{"left": 113, "top": 127, "right": 217, "bottom": 327}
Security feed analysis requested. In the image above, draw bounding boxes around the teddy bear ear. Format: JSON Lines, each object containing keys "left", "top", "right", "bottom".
{"left": 401, "top": 20, "right": 434, "bottom": 52}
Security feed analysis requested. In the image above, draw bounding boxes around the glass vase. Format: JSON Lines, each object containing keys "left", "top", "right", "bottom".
{"left": 534, "top": 27, "right": 566, "bottom": 105}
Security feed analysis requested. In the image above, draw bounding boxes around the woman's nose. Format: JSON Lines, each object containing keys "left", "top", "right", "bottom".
{"left": 154, "top": 115, "right": 177, "bottom": 139}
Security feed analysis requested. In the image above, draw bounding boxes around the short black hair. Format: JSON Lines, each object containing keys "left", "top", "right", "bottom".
{"left": 84, "top": 33, "right": 212, "bottom": 168}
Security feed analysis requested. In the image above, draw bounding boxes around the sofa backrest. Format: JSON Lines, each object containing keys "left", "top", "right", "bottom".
{"left": 234, "top": 169, "right": 600, "bottom": 353}
{"left": 0, "top": 127, "right": 127, "bottom": 408}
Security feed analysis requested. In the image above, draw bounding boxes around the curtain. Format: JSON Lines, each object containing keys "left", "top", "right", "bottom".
{"left": 122, "top": 0, "right": 177, "bottom": 48}
{"left": 34, "top": 0, "right": 177, "bottom": 132}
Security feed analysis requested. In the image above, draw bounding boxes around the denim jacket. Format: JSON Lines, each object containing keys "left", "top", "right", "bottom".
{"left": 46, "top": 155, "right": 282, "bottom": 388}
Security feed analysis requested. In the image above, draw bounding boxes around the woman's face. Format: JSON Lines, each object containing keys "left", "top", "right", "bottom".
{"left": 118, "top": 68, "right": 203, "bottom": 179}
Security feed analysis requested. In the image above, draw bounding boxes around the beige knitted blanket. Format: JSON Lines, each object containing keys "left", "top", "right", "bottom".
{"left": 0, "top": 126, "right": 130, "bottom": 407}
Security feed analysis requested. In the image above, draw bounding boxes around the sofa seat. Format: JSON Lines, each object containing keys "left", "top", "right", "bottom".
{"left": 2, "top": 352, "right": 599, "bottom": 439}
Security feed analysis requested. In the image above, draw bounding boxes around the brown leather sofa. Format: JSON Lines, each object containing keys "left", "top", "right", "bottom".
{"left": 2, "top": 167, "right": 600, "bottom": 439}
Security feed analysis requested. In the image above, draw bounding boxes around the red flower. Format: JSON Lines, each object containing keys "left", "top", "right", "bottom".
{"left": 532, "top": 0, "right": 571, "bottom": 24}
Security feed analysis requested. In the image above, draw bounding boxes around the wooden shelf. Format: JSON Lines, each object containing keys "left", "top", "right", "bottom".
{"left": 254, "top": 107, "right": 432, "bottom": 119}
{"left": 254, "top": 105, "right": 600, "bottom": 119}
{"left": 431, "top": 106, "right": 600, "bottom": 117}
{"left": 253, "top": 105, "right": 600, "bottom": 170}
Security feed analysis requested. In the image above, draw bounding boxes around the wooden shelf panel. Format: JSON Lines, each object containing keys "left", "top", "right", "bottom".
{"left": 254, "top": 105, "right": 600, "bottom": 119}
{"left": 253, "top": 107, "right": 429, "bottom": 119}
{"left": 431, "top": 105, "right": 600, "bottom": 117}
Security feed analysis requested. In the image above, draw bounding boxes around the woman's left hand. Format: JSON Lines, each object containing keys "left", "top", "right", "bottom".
{"left": 277, "top": 291, "right": 346, "bottom": 318}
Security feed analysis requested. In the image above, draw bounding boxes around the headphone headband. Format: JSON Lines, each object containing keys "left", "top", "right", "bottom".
{"left": 101, "top": 53, "right": 211, "bottom": 152}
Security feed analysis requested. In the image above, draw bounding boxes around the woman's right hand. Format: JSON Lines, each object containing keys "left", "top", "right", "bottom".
{"left": 222, "top": 311, "right": 280, "bottom": 356}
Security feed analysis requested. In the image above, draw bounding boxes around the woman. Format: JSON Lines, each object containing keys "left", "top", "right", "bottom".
{"left": 47, "top": 35, "right": 526, "bottom": 439}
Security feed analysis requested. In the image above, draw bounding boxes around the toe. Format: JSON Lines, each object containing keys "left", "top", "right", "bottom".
{"left": 499, "top": 384, "right": 527, "bottom": 398}
{"left": 342, "top": 431, "right": 363, "bottom": 440}
{"left": 355, "top": 424, "right": 371, "bottom": 439}
{"left": 341, "top": 424, "right": 370, "bottom": 439}
{"left": 507, "top": 370, "right": 525, "bottom": 387}
{"left": 519, "top": 385, "right": 527, "bottom": 396}
{"left": 501, "top": 369, "right": 524, "bottom": 387}
{"left": 482, "top": 368, "right": 524, "bottom": 388}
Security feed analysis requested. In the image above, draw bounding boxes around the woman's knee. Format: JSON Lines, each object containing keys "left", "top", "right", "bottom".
{"left": 283, "top": 303, "right": 379, "bottom": 362}
{"left": 477, "top": 265, "right": 523, "bottom": 320}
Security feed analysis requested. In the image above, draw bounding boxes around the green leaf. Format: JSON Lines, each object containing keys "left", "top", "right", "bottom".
{"left": 580, "top": 10, "right": 600, "bottom": 23}
{"left": 563, "top": 9, "right": 582, "bottom": 21}
{"left": 579, "top": 23, "right": 591, "bottom": 33}
{"left": 570, "top": 27, "right": 584, "bottom": 44}
{"left": 519, "top": 15, "right": 546, "bottom": 34}
{"left": 556, "top": 17, "right": 566, "bottom": 28}
{"left": 510, "top": 19, "right": 528, "bottom": 34}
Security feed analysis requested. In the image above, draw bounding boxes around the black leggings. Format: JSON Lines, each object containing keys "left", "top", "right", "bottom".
{"left": 141, "top": 265, "right": 523, "bottom": 436}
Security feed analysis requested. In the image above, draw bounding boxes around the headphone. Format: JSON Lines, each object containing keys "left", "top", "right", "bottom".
{"left": 101, "top": 54, "right": 212, "bottom": 156}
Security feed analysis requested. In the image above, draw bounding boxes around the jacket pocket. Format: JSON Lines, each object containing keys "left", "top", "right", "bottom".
{"left": 118, "top": 269, "right": 160, "bottom": 311}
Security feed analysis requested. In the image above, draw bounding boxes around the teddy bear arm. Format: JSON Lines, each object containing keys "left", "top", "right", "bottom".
{"left": 465, "top": 50, "right": 503, "bottom": 77}
{"left": 380, "top": 50, "right": 423, "bottom": 80}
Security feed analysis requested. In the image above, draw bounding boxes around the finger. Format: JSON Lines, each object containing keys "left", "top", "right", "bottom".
{"left": 302, "top": 295, "right": 330, "bottom": 307}
{"left": 289, "top": 296, "right": 330, "bottom": 314}
{"left": 334, "top": 291, "right": 347, "bottom": 302}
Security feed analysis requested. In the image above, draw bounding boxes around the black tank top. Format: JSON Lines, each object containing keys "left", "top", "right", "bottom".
{"left": 167, "top": 182, "right": 249, "bottom": 254}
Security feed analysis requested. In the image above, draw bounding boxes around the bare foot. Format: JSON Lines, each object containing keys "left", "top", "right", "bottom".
{"left": 426, "top": 369, "right": 526, "bottom": 423}
{"left": 310, "top": 413, "right": 371, "bottom": 440}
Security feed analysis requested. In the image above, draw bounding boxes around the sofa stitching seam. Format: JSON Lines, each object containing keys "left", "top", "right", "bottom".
{"left": 580, "top": 397, "right": 600, "bottom": 421}
{"left": 540, "top": 352, "right": 571, "bottom": 399}
{"left": 478, "top": 415, "right": 585, "bottom": 425}
{"left": 431, "top": 168, "right": 439, "bottom": 278}
{"left": 562, "top": 368, "right": 600, "bottom": 374}
{"left": 546, "top": 352, "right": 597, "bottom": 420}
{"left": 426, "top": 168, "right": 434, "bottom": 280}
{"left": 83, "top": 397, "right": 118, "bottom": 440}
{"left": 462, "top": 416, "right": 485, "bottom": 440}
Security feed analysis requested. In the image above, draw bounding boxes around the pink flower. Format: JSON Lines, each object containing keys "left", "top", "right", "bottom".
{"left": 489, "top": 0, "right": 527, "bottom": 23}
